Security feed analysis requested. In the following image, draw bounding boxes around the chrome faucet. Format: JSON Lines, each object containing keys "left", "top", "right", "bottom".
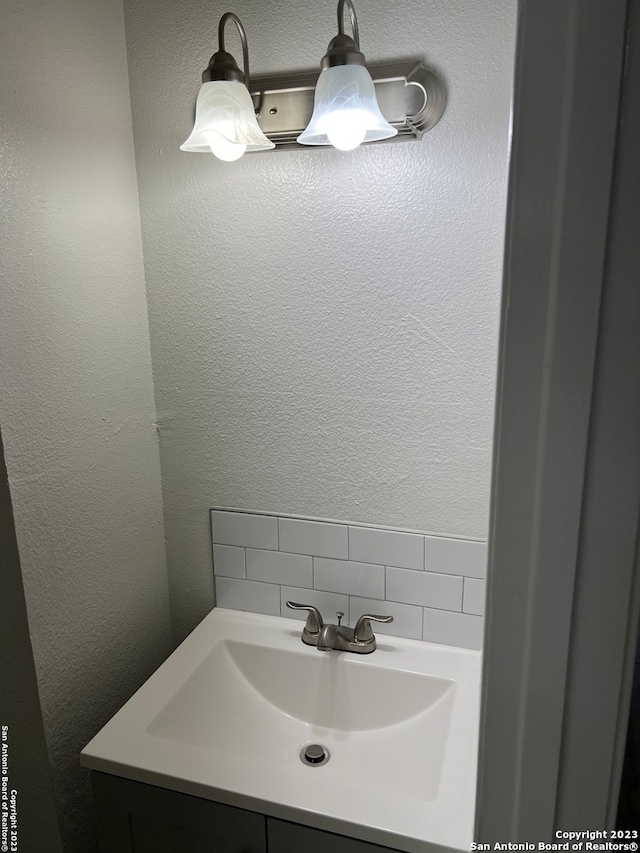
{"left": 286, "top": 601, "right": 393, "bottom": 654}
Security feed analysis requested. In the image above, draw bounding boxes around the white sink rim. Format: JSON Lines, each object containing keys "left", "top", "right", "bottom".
{"left": 81, "top": 608, "right": 481, "bottom": 853}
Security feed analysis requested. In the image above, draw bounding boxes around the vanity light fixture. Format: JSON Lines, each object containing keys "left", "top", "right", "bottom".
{"left": 180, "top": 12, "right": 274, "bottom": 161}
{"left": 297, "top": 0, "right": 397, "bottom": 151}
{"left": 180, "top": 6, "right": 446, "bottom": 159}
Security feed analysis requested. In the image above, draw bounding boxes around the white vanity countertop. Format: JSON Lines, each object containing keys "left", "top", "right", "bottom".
{"left": 81, "top": 608, "right": 481, "bottom": 853}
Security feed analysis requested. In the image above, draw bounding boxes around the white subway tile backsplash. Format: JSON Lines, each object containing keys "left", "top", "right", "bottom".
{"left": 424, "top": 536, "right": 487, "bottom": 579}
{"left": 210, "top": 508, "right": 485, "bottom": 649}
{"left": 423, "top": 608, "right": 484, "bottom": 650}
{"left": 386, "top": 567, "right": 463, "bottom": 611}
{"left": 212, "top": 544, "right": 246, "bottom": 579}
{"left": 314, "top": 558, "right": 384, "bottom": 599}
{"left": 215, "top": 577, "right": 280, "bottom": 616}
{"left": 280, "top": 587, "right": 349, "bottom": 624}
{"left": 349, "top": 526, "right": 423, "bottom": 570}
{"left": 246, "top": 549, "right": 312, "bottom": 587}
{"left": 279, "top": 517, "right": 348, "bottom": 559}
{"left": 211, "top": 511, "right": 278, "bottom": 550}
{"left": 350, "top": 597, "right": 423, "bottom": 641}
{"left": 463, "top": 578, "right": 485, "bottom": 616}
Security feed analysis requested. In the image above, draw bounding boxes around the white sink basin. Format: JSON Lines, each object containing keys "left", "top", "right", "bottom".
{"left": 147, "top": 637, "right": 455, "bottom": 801}
{"left": 82, "top": 609, "right": 480, "bottom": 853}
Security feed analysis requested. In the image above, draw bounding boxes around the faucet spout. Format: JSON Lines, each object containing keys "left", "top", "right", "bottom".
{"left": 317, "top": 623, "right": 337, "bottom": 651}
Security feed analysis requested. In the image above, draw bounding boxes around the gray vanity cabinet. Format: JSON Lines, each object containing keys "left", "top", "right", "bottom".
{"left": 91, "top": 772, "right": 403, "bottom": 853}
{"left": 91, "top": 773, "right": 266, "bottom": 853}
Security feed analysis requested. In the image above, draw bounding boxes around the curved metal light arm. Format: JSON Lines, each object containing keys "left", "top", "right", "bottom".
{"left": 218, "top": 12, "right": 250, "bottom": 86}
{"left": 337, "top": 0, "right": 360, "bottom": 49}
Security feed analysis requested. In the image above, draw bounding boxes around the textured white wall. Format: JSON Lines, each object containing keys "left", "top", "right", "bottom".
{"left": 0, "top": 0, "right": 173, "bottom": 849}
{"left": 124, "top": 0, "right": 516, "bottom": 640}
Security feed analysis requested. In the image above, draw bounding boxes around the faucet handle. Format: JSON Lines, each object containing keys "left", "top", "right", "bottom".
{"left": 285, "top": 601, "right": 323, "bottom": 639}
{"left": 354, "top": 613, "right": 394, "bottom": 643}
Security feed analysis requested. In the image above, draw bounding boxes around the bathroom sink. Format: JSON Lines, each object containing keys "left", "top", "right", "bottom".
{"left": 147, "top": 637, "right": 454, "bottom": 800}
{"left": 81, "top": 608, "right": 480, "bottom": 853}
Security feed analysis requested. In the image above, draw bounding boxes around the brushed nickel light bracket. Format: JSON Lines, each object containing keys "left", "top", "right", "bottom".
{"left": 201, "top": 12, "right": 249, "bottom": 85}
{"left": 250, "top": 60, "right": 446, "bottom": 150}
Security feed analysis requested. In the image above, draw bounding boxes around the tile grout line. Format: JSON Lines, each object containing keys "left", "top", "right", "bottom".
{"left": 384, "top": 591, "right": 463, "bottom": 612}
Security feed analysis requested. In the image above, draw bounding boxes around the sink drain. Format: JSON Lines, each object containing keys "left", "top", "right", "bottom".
{"left": 300, "top": 743, "right": 330, "bottom": 767}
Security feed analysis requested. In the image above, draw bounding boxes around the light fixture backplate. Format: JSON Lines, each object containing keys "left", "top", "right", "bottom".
{"left": 250, "top": 60, "right": 445, "bottom": 149}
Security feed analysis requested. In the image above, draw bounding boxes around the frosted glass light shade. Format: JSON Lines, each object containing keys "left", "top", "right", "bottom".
{"left": 180, "top": 80, "right": 275, "bottom": 159}
{"left": 297, "top": 64, "right": 397, "bottom": 150}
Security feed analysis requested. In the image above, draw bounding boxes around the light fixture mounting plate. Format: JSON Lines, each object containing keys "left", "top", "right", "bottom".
{"left": 250, "top": 60, "right": 446, "bottom": 149}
